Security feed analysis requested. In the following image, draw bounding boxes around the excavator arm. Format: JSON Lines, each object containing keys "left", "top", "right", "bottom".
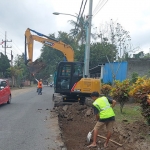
{"left": 25, "top": 28, "right": 74, "bottom": 63}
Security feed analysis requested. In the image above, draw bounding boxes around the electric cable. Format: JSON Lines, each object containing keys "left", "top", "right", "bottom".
{"left": 0, "top": 28, "right": 23, "bottom": 55}
{"left": 93, "top": 0, "right": 107, "bottom": 17}
{"left": 80, "top": 0, "right": 87, "bottom": 17}
{"left": 93, "top": 0, "right": 108, "bottom": 18}
{"left": 0, "top": 39, "right": 23, "bottom": 57}
{"left": 93, "top": 0, "right": 103, "bottom": 15}
{"left": 0, "top": 48, "right": 11, "bottom": 55}
{"left": 74, "top": 0, "right": 85, "bottom": 37}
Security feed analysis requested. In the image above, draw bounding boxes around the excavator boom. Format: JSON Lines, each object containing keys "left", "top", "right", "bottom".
{"left": 25, "top": 28, "right": 74, "bottom": 63}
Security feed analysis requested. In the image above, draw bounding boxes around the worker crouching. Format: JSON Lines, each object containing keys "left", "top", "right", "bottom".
{"left": 87, "top": 91, "right": 116, "bottom": 148}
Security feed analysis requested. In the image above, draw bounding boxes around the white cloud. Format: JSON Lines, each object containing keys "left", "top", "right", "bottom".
{"left": 0, "top": 0, "right": 150, "bottom": 61}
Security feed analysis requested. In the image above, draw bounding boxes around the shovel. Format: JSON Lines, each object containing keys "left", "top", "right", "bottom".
{"left": 87, "top": 129, "right": 94, "bottom": 143}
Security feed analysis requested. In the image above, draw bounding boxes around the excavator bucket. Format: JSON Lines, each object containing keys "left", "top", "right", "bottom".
{"left": 27, "top": 59, "right": 46, "bottom": 74}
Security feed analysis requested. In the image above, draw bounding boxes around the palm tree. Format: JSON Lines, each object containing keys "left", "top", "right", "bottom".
{"left": 68, "top": 15, "right": 87, "bottom": 45}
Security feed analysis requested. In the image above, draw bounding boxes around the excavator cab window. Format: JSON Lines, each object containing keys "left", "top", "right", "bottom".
{"left": 73, "top": 64, "right": 83, "bottom": 77}
{"left": 58, "top": 64, "right": 71, "bottom": 90}
{"left": 60, "top": 65, "right": 71, "bottom": 77}
{"left": 55, "top": 62, "right": 84, "bottom": 94}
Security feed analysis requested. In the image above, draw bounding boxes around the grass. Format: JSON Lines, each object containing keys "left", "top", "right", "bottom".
{"left": 113, "top": 103, "right": 150, "bottom": 143}
{"left": 113, "top": 103, "right": 144, "bottom": 123}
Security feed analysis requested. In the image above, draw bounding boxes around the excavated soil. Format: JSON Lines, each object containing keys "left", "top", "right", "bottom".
{"left": 53, "top": 98, "right": 150, "bottom": 150}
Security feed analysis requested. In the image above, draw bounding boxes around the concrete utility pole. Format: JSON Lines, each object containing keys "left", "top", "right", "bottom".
{"left": 84, "top": 0, "right": 93, "bottom": 77}
{"left": 2, "top": 31, "right": 12, "bottom": 55}
{"left": 11, "top": 50, "right": 13, "bottom": 66}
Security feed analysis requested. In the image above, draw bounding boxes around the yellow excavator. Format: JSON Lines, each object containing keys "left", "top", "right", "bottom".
{"left": 25, "top": 28, "right": 101, "bottom": 104}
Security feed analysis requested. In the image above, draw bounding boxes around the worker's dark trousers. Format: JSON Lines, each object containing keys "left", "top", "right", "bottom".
{"left": 38, "top": 88, "right": 42, "bottom": 95}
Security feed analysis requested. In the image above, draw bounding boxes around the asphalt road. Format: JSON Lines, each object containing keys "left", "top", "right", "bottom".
{"left": 0, "top": 86, "right": 63, "bottom": 150}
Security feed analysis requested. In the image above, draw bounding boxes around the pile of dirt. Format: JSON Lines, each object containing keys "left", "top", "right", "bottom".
{"left": 53, "top": 99, "right": 150, "bottom": 150}
{"left": 28, "top": 59, "right": 46, "bottom": 74}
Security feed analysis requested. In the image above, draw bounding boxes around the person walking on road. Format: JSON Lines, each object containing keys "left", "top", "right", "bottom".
{"left": 87, "top": 91, "right": 116, "bottom": 148}
{"left": 35, "top": 78, "right": 43, "bottom": 95}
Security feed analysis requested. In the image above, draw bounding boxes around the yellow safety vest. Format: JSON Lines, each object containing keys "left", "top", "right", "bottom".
{"left": 93, "top": 96, "right": 115, "bottom": 119}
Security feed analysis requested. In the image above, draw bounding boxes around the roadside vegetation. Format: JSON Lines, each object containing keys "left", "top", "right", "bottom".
{"left": 101, "top": 74, "right": 150, "bottom": 125}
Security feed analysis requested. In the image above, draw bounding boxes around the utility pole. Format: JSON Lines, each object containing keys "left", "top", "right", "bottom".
{"left": 84, "top": 0, "right": 93, "bottom": 77}
{"left": 11, "top": 50, "right": 13, "bottom": 66}
{"left": 2, "top": 31, "right": 12, "bottom": 55}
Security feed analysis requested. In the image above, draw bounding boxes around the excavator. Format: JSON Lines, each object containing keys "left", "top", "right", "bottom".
{"left": 25, "top": 28, "right": 101, "bottom": 104}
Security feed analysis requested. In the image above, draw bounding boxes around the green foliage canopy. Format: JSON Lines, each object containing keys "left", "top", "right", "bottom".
{"left": 0, "top": 53, "right": 10, "bottom": 78}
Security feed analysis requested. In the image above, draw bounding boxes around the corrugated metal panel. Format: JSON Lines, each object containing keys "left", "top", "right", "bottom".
{"left": 103, "top": 62, "right": 127, "bottom": 84}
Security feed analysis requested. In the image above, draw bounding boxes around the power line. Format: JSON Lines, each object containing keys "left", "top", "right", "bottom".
{"left": 74, "top": 0, "right": 85, "bottom": 37}
{"left": 93, "top": 0, "right": 108, "bottom": 18}
{"left": 80, "top": 0, "right": 88, "bottom": 17}
{"left": 0, "top": 48, "right": 11, "bottom": 55}
{"left": 93, "top": 0, "right": 103, "bottom": 15}
{"left": 0, "top": 28, "right": 23, "bottom": 54}
{"left": 93, "top": 0, "right": 108, "bottom": 16}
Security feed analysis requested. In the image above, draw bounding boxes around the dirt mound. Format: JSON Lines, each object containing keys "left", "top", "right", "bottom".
{"left": 53, "top": 99, "right": 150, "bottom": 150}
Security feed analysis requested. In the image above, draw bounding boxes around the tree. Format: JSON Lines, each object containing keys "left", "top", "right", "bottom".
{"left": 8, "top": 54, "right": 29, "bottom": 87}
{"left": 74, "top": 44, "right": 85, "bottom": 62}
{"left": 57, "top": 31, "right": 77, "bottom": 51}
{"left": 94, "top": 20, "right": 131, "bottom": 84}
{"left": 144, "top": 52, "right": 150, "bottom": 58}
{"left": 129, "top": 77, "right": 150, "bottom": 124}
{"left": 68, "top": 15, "right": 87, "bottom": 45}
{"left": 110, "top": 79, "right": 131, "bottom": 113}
{"left": 133, "top": 51, "right": 144, "bottom": 58}
{"left": 96, "top": 20, "right": 131, "bottom": 61}
{"left": 0, "top": 52, "right": 10, "bottom": 78}
{"left": 90, "top": 42, "right": 117, "bottom": 68}
{"left": 130, "top": 72, "right": 138, "bottom": 84}
{"left": 14, "top": 54, "right": 29, "bottom": 79}
{"left": 75, "top": 42, "right": 117, "bottom": 69}
{"left": 39, "top": 32, "right": 78, "bottom": 80}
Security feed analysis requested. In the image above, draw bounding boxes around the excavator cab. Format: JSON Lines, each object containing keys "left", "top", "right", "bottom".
{"left": 55, "top": 61, "right": 84, "bottom": 94}
{"left": 55, "top": 61, "right": 101, "bottom": 103}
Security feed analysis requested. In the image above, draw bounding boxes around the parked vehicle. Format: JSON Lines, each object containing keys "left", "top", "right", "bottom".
{"left": 0, "top": 79, "right": 11, "bottom": 105}
{"left": 50, "top": 82, "right": 54, "bottom": 87}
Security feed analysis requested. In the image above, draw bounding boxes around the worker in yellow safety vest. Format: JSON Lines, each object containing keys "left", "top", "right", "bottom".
{"left": 87, "top": 91, "right": 116, "bottom": 148}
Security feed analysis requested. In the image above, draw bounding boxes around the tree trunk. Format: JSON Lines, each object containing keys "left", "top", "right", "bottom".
{"left": 12, "top": 76, "right": 15, "bottom": 88}
{"left": 120, "top": 101, "right": 124, "bottom": 114}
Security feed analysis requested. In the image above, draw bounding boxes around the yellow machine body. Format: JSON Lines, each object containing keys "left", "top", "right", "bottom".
{"left": 72, "top": 78, "right": 101, "bottom": 94}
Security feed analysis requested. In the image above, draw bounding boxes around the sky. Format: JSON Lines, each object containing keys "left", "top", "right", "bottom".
{"left": 0, "top": 0, "right": 150, "bottom": 62}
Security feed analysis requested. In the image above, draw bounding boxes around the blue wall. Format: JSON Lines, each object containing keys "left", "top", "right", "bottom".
{"left": 103, "top": 62, "right": 127, "bottom": 84}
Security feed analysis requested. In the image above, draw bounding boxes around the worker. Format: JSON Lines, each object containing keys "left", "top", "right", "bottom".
{"left": 35, "top": 78, "right": 43, "bottom": 95}
{"left": 87, "top": 91, "right": 116, "bottom": 148}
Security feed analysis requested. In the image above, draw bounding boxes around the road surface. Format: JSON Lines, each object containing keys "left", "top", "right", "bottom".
{"left": 0, "top": 86, "right": 63, "bottom": 150}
